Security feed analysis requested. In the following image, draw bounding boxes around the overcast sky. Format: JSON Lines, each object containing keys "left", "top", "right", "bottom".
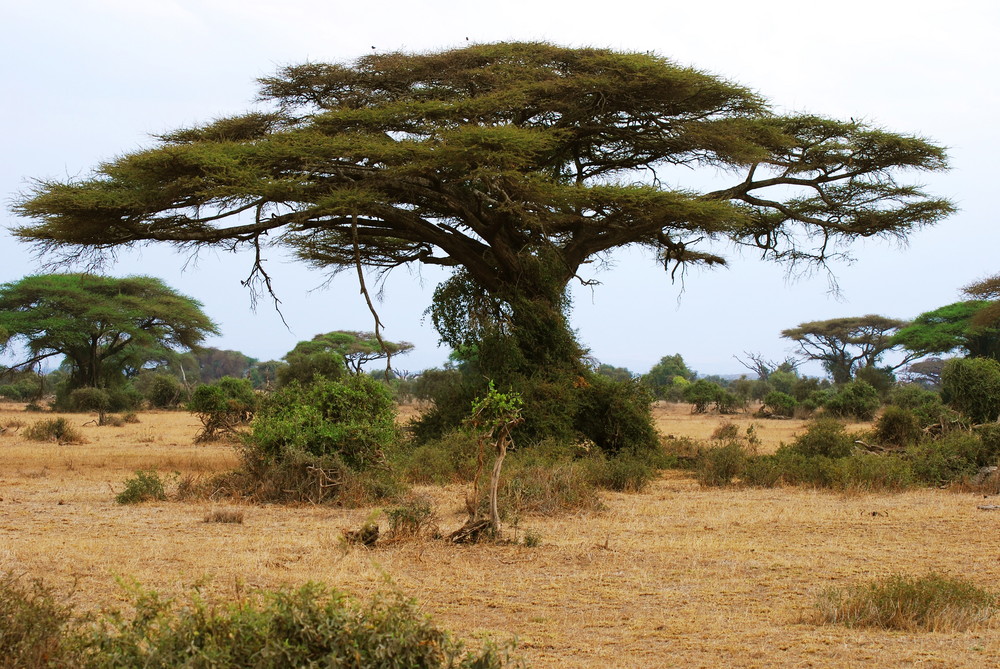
{"left": 2, "top": 0, "right": 997, "bottom": 377}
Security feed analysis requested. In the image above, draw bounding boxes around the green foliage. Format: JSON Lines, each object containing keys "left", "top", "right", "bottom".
{"left": 24, "top": 417, "right": 84, "bottom": 443}
{"left": 684, "top": 379, "right": 723, "bottom": 413}
{"left": 894, "top": 301, "right": 1000, "bottom": 359}
{"left": 906, "top": 432, "right": 990, "bottom": 485}
{"left": 763, "top": 390, "right": 796, "bottom": 417}
{"left": 888, "top": 384, "right": 951, "bottom": 427}
{"left": 697, "top": 442, "right": 748, "bottom": 486}
{"left": 188, "top": 377, "right": 259, "bottom": 442}
{"left": 785, "top": 418, "right": 856, "bottom": 458}
{"left": 0, "top": 274, "right": 218, "bottom": 392}
{"left": 583, "top": 451, "right": 659, "bottom": 492}
{"left": 941, "top": 357, "right": 1000, "bottom": 423}
{"left": 115, "top": 469, "right": 169, "bottom": 504}
{"left": 0, "top": 572, "right": 81, "bottom": 669}
{"left": 0, "top": 576, "right": 520, "bottom": 668}
{"left": 816, "top": 573, "right": 996, "bottom": 631}
{"left": 873, "top": 406, "right": 924, "bottom": 448}
{"left": 69, "top": 387, "right": 110, "bottom": 414}
{"left": 823, "top": 380, "right": 881, "bottom": 421}
{"left": 249, "top": 375, "right": 398, "bottom": 469}
{"left": 135, "top": 372, "right": 185, "bottom": 408}
{"left": 575, "top": 375, "right": 660, "bottom": 455}
{"left": 398, "top": 430, "right": 480, "bottom": 485}
{"left": 641, "top": 354, "right": 694, "bottom": 397}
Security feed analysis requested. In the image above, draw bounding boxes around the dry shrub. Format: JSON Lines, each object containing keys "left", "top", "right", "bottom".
{"left": 385, "top": 496, "right": 438, "bottom": 540}
{"left": 815, "top": 572, "right": 996, "bottom": 631}
{"left": 203, "top": 508, "right": 245, "bottom": 524}
{"left": 0, "top": 572, "right": 80, "bottom": 669}
{"left": 23, "top": 417, "right": 85, "bottom": 444}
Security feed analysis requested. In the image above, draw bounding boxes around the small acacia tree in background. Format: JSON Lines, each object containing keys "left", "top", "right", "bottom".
{"left": 187, "top": 377, "right": 259, "bottom": 442}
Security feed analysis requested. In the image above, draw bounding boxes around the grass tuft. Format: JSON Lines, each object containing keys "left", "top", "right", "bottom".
{"left": 203, "top": 508, "right": 245, "bottom": 524}
{"left": 815, "top": 572, "right": 996, "bottom": 631}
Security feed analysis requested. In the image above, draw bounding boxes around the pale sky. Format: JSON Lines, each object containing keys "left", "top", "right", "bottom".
{"left": 2, "top": 1, "right": 998, "bottom": 377}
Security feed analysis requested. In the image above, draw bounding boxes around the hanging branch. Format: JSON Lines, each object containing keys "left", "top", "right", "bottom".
{"left": 353, "top": 213, "right": 392, "bottom": 377}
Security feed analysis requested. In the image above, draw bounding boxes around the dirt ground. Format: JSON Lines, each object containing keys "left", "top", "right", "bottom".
{"left": 2, "top": 402, "right": 999, "bottom": 667}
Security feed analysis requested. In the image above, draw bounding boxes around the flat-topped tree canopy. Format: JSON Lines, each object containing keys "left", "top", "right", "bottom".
{"left": 13, "top": 42, "right": 952, "bottom": 384}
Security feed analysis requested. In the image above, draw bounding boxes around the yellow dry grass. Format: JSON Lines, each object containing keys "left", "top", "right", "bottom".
{"left": 2, "top": 401, "right": 998, "bottom": 667}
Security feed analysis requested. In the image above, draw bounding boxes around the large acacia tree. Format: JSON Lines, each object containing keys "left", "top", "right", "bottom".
{"left": 12, "top": 43, "right": 951, "bottom": 429}
{"left": 0, "top": 274, "right": 218, "bottom": 390}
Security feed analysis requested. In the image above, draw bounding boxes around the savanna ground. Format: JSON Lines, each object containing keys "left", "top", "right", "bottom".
{"left": 2, "top": 401, "right": 999, "bottom": 667}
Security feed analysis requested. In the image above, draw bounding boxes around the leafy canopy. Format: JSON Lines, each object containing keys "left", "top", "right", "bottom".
{"left": 14, "top": 42, "right": 951, "bottom": 305}
{"left": 0, "top": 273, "right": 218, "bottom": 389}
{"left": 894, "top": 301, "right": 1000, "bottom": 360}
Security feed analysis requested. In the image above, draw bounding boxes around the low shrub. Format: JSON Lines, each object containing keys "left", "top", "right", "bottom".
{"left": 763, "top": 391, "right": 796, "bottom": 417}
{"left": 188, "top": 377, "right": 259, "bottom": 442}
{"left": 203, "top": 508, "right": 245, "bottom": 524}
{"left": 941, "top": 357, "right": 1000, "bottom": 424}
{"left": 786, "top": 418, "right": 856, "bottom": 459}
{"left": 696, "top": 442, "right": 747, "bottom": 487}
{"left": 398, "top": 430, "right": 479, "bottom": 485}
{"left": 23, "top": 417, "right": 84, "bottom": 444}
{"left": 385, "top": 496, "right": 438, "bottom": 540}
{"left": 824, "top": 380, "right": 881, "bottom": 421}
{"left": 584, "top": 451, "right": 657, "bottom": 492}
{"left": 115, "top": 469, "right": 170, "bottom": 504}
{"left": 0, "top": 575, "right": 520, "bottom": 668}
{"left": 873, "top": 406, "right": 924, "bottom": 448}
{"left": 815, "top": 573, "right": 996, "bottom": 631}
{"left": 906, "top": 432, "right": 986, "bottom": 486}
{"left": 0, "top": 572, "right": 80, "bottom": 669}
{"left": 498, "top": 460, "right": 603, "bottom": 517}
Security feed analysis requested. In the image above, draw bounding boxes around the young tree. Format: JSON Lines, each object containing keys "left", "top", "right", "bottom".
{"left": 12, "top": 43, "right": 951, "bottom": 435}
{"left": 0, "top": 274, "right": 218, "bottom": 390}
{"left": 780, "top": 315, "right": 915, "bottom": 384}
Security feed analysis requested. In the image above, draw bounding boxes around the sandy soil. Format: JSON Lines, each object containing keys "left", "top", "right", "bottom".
{"left": 1, "top": 402, "right": 998, "bottom": 667}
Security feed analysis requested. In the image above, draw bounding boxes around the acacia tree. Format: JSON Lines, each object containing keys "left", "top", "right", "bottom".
{"left": 12, "top": 43, "right": 951, "bottom": 436}
{"left": 893, "top": 301, "right": 1000, "bottom": 360}
{"left": 780, "top": 315, "right": 916, "bottom": 384}
{"left": 0, "top": 274, "right": 218, "bottom": 390}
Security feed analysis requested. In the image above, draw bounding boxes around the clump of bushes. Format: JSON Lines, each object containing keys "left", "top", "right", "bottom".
{"left": 115, "top": 469, "right": 170, "bottom": 504}
{"left": 23, "top": 417, "right": 84, "bottom": 444}
{"left": 0, "top": 574, "right": 519, "bottom": 668}
{"left": 188, "top": 377, "right": 259, "bottom": 442}
{"left": 823, "top": 380, "right": 881, "bottom": 421}
{"left": 815, "top": 573, "right": 996, "bottom": 631}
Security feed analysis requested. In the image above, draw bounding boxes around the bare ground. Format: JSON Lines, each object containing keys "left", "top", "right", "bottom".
{"left": 2, "top": 402, "right": 998, "bottom": 667}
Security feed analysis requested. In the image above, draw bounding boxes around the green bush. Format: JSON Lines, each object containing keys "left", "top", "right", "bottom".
{"left": 188, "top": 377, "right": 259, "bottom": 442}
{"left": 787, "top": 418, "right": 856, "bottom": 459}
{"left": 0, "top": 576, "right": 519, "bottom": 668}
{"left": 498, "top": 460, "right": 603, "bottom": 516}
{"left": 696, "top": 442, "right": 748, "bottom": 486}
{"left": 584, "top": 451, "right": 657, "bottom": 492}
{"left": 816, "top": 573, "right": 996, "bottom": 631}
{"left": 69, "top": 387, "right": 111, "bottom": 414}
{"left": 23, "top": 417, "right": 84, "bottom": 444}
{"left": 763, "top": 391, "right": 796, "bottom": 417}
{"left": 116, "top": 469, "right": 169, "bottom": 504}
{"left": 824, "top": 380, "right": 881, "bottom": 421}
{"left": 574, "top": 375, "right": 659, "bottom": 455}
{"left": 888, "top": 385, "right": 952, "bottom": 428}
{"left": 0, "top": 572, "right": 81, "bottom": 669}
{"left": 249, "top": 375, "right": 398, "bottom": 470}
{"left": 873, "top": 406, "right": 924, "bottom": 448}
{"left": 942, "top": 357, "right": 1000, "bottom": 423}
{"left": 138, "top": 373, "right": 185, "bottom": 408}
{"left": 684, "top": 379, "right": 722, "bottom": 413}
{"left": 906, "top": 432, "right": 987, "bottom": 486}
{"left": 399, "top": 430, "right": 480, "bottom": 484}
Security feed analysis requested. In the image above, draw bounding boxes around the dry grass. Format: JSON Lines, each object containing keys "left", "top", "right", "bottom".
{"left": 1, "top": 401, "right": 997, "bottom": 667}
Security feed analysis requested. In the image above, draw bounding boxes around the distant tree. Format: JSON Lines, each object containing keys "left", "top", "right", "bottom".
{"left": 642, "top": 354, "right": 695, "bottom": 398}
{"left": 194, "top": 348, "right": 257, "bottom": 383}
{"left": 320, "top": 331, "right": 414, "bottom": 375}
{"left": 595, "top": 363, "right": 635, "bottom": 383}
{"left": 899, "top": 356, "right": 949, "bottom": 388}
{"left": 248, "top": 360, "right": 285, "bottom": 389}
{"left": 781, "top": 315, "right": 915, "bottom": 384}
{"left": 0, "top": 274, "right": 218, "bottom": 391}
{"left": 735, "top": 351, "right": 799, "bottom": 380}
{"left": 893, "top": 301, "right": 1000, "bottom": 360}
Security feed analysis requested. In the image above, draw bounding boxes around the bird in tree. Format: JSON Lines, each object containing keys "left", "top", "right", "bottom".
{"left": 11, "top": 43, "right": 952, "bottom": 441}
{"left": 0, "top": 274, "right": 218, "bottom": 391}
{"left": 780, "top": 315, "right": 917, "bottom": 384}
